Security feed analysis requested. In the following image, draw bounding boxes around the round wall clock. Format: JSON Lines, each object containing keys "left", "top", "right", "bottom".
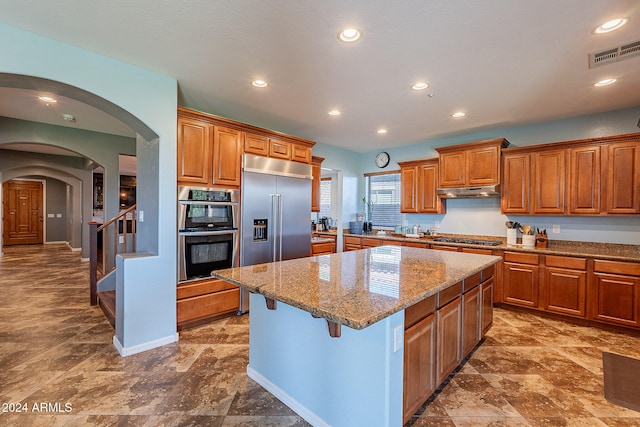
{"left": 375, "top": 151, "right": 390, "bottom": 168}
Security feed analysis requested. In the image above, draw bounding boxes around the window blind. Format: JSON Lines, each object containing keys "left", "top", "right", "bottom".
{"left": 365, "top": 172, "right": 401, "bottom": 227}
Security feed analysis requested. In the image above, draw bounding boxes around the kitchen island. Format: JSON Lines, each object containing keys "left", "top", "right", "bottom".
{"left": 212, "top": 246, "right": 501, "bottom": 426}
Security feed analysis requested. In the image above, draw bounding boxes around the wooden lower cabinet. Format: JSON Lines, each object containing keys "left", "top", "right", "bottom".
{"left": 436, "top": 296, "right": 463, "bottom": 384}
{"left": 503, "top": 252, "right": 539, "bottom": 308}
{"left": 177, "top": 278, "right": 239, "bottom": 329}
{"left": 343, "top": 236, "right": 362, "bottom": 251}
{"left": 542, "top": 255, "right": 587, "bottom": 318}
{"left": 589, "top": 260, "right": 640, "bottom": 327}
{"left": 403, "top": 313, "right": 436, "bottom": 424}
{"left": 462, "top": 286, "right": 481, "bottom": 355}
{"left": 481, "top": 277, "right": 494, "bottom": 335}
{"left": 310, "top": 241, "right": 335, "bottom": 255}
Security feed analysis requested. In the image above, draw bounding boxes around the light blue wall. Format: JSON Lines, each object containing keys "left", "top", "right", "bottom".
{"left": 1, "top": 22, "right": 178, "bottom": 353}
{"left": 317, "top": 107, "right": 640, "bottom": 245}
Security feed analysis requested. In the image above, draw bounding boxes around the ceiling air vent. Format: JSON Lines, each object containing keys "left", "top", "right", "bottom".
{"left": 589, "top": 39, "right": 640, "bottom": 68}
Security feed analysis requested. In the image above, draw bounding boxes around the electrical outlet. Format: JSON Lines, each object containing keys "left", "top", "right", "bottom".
{"left": 552, "top": 225, "right": 560, "bottom": 233}
{"left": 393, "top": 325, "right": 403, "bottom": 352}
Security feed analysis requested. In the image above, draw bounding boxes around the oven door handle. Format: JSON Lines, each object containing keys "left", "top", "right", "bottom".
{"left": 179, "top": 230, "right": 237, "bottom": 237}
{"left": 178, "top": 200, "right": 239, "bottom": 206}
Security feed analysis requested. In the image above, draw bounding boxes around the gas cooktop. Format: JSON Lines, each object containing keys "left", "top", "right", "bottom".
{"left": 432, "top": 237, "right": 502, "bottom": 246}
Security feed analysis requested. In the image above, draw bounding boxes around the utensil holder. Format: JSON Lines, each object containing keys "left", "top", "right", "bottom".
{"left": 522, "top": 234, "right": 535, "bottom": 248}
{"left": 506, "top": 228, "right": 517, "bottom": 245}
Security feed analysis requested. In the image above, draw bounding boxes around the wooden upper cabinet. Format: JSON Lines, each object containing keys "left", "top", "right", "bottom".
{"left": 501, "top": 152, "right": 530, "bottom": 214}
{"left": 531, "top": 149, "right": 566, "bottom": 214}
{"left": 212, "top": 126, "right": 242, "bottom": 187}
{"left": 400, "top": 165, "right": 419, "bottom": 213}
{"left": 606, "top": 140, "right": 640, "bottom": 214}
{"left": 438, "top": 151, "right": 466, "bottom": 187}
{"left": 292, "top": 144, "right": 312, "bottom": 164}
{"left": 177, "top": 116, "right": 212, "bottom": 185}
{"left": 311, "top": 156, "right": 324, "bottom": 212}
{"left": 420, "top": 160, "right": 444, "bottom": 213}
{"left": 436, "top": 138, "right": 508, "bottom": 188}
{"left": 569, "top": 144, "right": 600, "bottom": 215}
{"left": 269, "top": 139, "right": 291, "bottom": 160}
{"left": 244, "top": 133, "right": 269, "bottom": 156}
{"left": 467, "top": 144, "right": 501, "bottom": 186}
{"left": 399, "top": 158, "right": 445, "bottom": 214}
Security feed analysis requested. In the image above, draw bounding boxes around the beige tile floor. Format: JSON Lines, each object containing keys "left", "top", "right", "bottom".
{"left": 1, "top": 243, "right": 639, "bottom": 426}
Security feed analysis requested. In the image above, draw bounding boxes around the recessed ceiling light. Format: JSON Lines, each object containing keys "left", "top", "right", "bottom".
{"left": 594, "top": 18, "right": 627, "bottom": 34}
{"left": 377, "top": 129, "right": 388, "bottom": 134}
{"left": 251, "top": 79, "right": 268, "bottom": 88}
{"left": 338, "top": 27, "right": 361, "bottom": 43}
{"left": 328, "top": 110, "right": 341, "bottom": 116}
{"left": 38, "top": 96, "right": 57, "bottom": 103}
{"left": 594, "top": 78, "right": 617, "bottom": 87}
{"left": 451, "top": 112, "right": 466, "bottom": 118}
{"left": 411, "top": 82, "right": 429, "bottom": 91}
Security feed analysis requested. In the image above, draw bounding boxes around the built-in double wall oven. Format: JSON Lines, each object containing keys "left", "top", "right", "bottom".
{"left": 178, "top": 186, "right": 239, "bottom": 283}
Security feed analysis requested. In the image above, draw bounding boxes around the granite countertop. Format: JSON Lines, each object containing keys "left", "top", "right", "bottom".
{"left": 343, "top": 232, "right": 640, "bottom": 263}
{"left": 212, "top": 247, "right": 501, "bottom": 330}
{"left": 311, "top": 236, "right": 335, "bottom": 244}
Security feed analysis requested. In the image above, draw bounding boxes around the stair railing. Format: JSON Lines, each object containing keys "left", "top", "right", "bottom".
{"left": 89, "top": 204, "right": 136, "bottom": 305}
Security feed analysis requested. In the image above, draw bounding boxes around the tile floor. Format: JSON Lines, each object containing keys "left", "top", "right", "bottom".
{"left": 1, "top": 243, "right": 639, "bottom": 426}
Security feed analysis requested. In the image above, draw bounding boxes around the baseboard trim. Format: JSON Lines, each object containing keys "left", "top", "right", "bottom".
{"left": 113, "top": 333, "right": 178, "bottom": 357}
{"left": 247, "top": 365, "right": 329, "bottom": 427}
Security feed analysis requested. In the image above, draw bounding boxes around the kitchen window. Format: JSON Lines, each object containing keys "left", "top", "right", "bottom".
{"left": 365, "top": 171, "right": 401, "bottom": 227}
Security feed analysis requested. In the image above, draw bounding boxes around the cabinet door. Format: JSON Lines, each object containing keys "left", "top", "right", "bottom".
{"left": 177, "top": 116, "right": 211, "bottom": 185}
{"left": 543, "top": 267, "right": 586, "bottom": 318}
{"left": 503, "top": 262, "right": 539, "bottom": 307}
{"left": 439, "top": 151, "right": 466, "bottom": 188}
{"left": 244, "top": 133, "right": 269, "bottom": 156}
{"left": 532, "top": 149, "right": 566, "bottom": 214}
{"left": 481, "top": 277, "right": 494, "bottom": 336}
{"left": 591, "top": 273, "right": 640, "bottom": 327}
{"left": 403, "top": 314, "right": 436, "bottom": 424}
{"left": 467, "top": 145, "right": 500, "bottom": 186}
{"left": 419, "top": 162, "right": 444, "bottom": 213}
{"left": 569, "top": 145, "right": 601, "bottom": 214}
{"left": 311, "top": 161, "right": 322, "bottom": 212}
{"left": 269, "top": 139, "right": 291, "bottom": 160}
{"left": 436, "top": 297, "right": 462, "bottom": 384}
{"left": 212, "top": 126, "right": 242, "bottom": 187}
{"left": 606, "top": 140, "right": 640, "bottom": 214}
{"left": 291, "top": 144, "right": 312, "bottom": 163}
{"left": 462, "top": 286, "right": 481, "bottom": 355}
{"left": 501, "top": 153, "right": 530, "bottom": 214}
{"left": 400, "top": 166, "right": 419, "bottom": 213}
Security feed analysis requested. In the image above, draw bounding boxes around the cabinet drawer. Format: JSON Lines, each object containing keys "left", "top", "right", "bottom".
{"left": 403, "top": 242, "right": 427, "bottom": 248}
{"left": 545, "top": 255, "right": 586, "bottom": 270}
{"left": 344, "top": 236, "right": 362, "bottom": 245}
{"left": 177, "top": 288, "right": 239, "bottom": 324}
{"left": 461, "top": 247, "right": 493, "bottom": 255}
{"left": 431, "top": 245, "right": 459, "bottom": 252}
{"left": 482, "top": 264, "right": 495, "bottom": 281}
{"left": 362, "top": 238, "right": 382, "bottom": 247}
{"left": 311, "top": 241, "right": 335, "bottom": 255}
{"left": 383, "top": 240, "right": 403, "bottom": 246}
{"left": 177, "top": 278, "right": 236, "bottom": 300}
{"left": 463, "top": 271, "right": 481, "bottom": 292}
{"left": 504, "top": 251, "right": 539, "bottom": 265}
{"left": 594, "top": 260, "right": 640, "bottom": 276}
{"left": 404, "top": 294, "right": 436, "bottom": 329}
{"left": 437, "top": 281, "right": 462, "bottom": 308}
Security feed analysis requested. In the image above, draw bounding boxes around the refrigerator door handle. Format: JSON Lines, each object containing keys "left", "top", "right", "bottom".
{"left": 278, "top": 193, "right": 283, "bottom": 262}
{"left": 271, "top": 193, "right": 278, "bottom": 263}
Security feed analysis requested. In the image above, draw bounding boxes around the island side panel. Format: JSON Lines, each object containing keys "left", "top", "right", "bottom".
{"left": 247, "top": 293, "right": 404, "bottom": 427}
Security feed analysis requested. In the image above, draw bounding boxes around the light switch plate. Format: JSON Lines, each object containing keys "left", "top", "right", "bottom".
{"left": 393, "top": 325, "right": 403, "bottom": 352}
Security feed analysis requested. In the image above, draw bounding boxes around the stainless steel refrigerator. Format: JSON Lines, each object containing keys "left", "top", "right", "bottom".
{"left": 239, "top": 154, "right": 312, "bottom": 313}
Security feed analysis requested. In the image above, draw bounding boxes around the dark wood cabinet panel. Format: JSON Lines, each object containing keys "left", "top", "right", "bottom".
{"left": 467, "top": 144, "right": 501, "bottom": 186}
{"left": 501, "top": 153, "right": 530, "bottom": 214}
{"left": 269, "top": 139, "right": 291, "bottom": 160}
{"left": 311, "top": 156, "right": 324, "bottom": 212}
{"left": 503, "top": 261, "right": 539, "bottom": 308}
{"left": 543, "top": 266, "right": 587, "bottom": 318}
{"left": 436, "top": 296, "right": 462, "bottom": 384}
{"left": 591, "top": 273, "right": 640, "bottom": 327}
{"left": 212, "top": 126, "right": 242, "bottom": 187}
{"left": 532, "top": 149, "right": 566, "bottom": 214}
{"left": 403, "top": 314, "right": 436, "bottom": 424}
{"left": 606, "top": 140, "right": 640, "bottom": 214}
{"left": 177, "top": 116, "right": 211, "bottom": 185}
{"left": 462, "top": 286, "right": 481, "bottom": 356}
{"left": 481, "top": 278, "right": 494, "bottom": 336}
{"left": 569, "top": 145, "right": 601, "bottom": 214}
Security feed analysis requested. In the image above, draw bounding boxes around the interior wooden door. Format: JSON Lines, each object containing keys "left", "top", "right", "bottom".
{"left": 3, "top": 180, "right": 44, "bottom": 245}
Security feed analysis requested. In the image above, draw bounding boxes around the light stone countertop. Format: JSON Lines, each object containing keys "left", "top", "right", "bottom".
{"left": 212, "top": 246, "right": 501, "bottom": 330}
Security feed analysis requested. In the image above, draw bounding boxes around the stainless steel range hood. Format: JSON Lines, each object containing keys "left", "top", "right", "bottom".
{"left": 437, "top": 185, "right": 501, "bottom": 198}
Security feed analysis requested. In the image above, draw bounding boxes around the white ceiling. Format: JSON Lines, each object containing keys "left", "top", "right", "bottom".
{"left": 1, "top": 0, "right": 640, "bottom": 153}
